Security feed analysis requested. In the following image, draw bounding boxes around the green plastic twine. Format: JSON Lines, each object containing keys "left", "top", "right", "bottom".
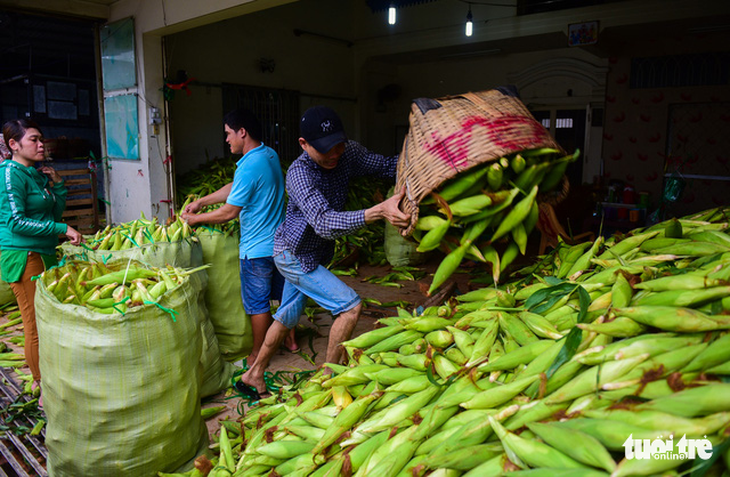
{"left": 112, "top": 296, "right": 131, "bottom": 315}
{"left": 143, "top": 301, "right": 178, "bottom": 322}
{"left": 121, "top": 233, "right": 140, "bottom": 248}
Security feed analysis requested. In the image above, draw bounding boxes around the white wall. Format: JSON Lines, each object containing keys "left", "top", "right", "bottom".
{"left": 103, "top": 0, "right": 297, "bottom": 222}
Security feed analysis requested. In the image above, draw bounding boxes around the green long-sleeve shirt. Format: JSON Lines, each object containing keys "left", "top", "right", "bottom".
{"left": 0, "top": 160, "right": 67, "bottom": 282}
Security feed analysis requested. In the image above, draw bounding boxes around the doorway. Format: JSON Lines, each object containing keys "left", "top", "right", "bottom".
{"left": 531, "top": 108, "right": 585, "bottom": 187}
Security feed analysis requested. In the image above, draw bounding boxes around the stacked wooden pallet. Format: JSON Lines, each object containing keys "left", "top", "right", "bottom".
{"left": 57, "top": 168, "right": 100, "bottom": 234}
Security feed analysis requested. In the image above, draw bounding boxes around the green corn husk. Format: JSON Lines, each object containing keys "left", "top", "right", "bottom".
{"left": 508, "top": 469, "right": 609, "bottom": 477}
{"left": 489, "top": 415, "right": 585, "bottom": 469}
{"left": 577, "top": 316, "right": 647, "bottom": 338}
{"left": 525, "top": 422, "right": 616, "bottom": 472}
{"left": 554, "top": 418, "right": 670, "bottom": 451}
{"left": 421, "top": 442, "right": 503, "bottom": 471}
{"left": 461, "top": 375, "right": 539, "bottom": 409}
{"left": 636, "top": 382, "right": 730, "bottom": 417}
{"left": 583, "top": 409, "right": 730, "bottom": 437}
{"left": 614, "top": 306, "right": 730, "bottom": 332}
{"left": 355, "top": 386, "right": 440, "bottom": 435}
{"left": 545, "top": 354, "right": 650, "bottom": 404}
{"left": 681, "top": 332, "right": 730, "bottom": 372}
{"left": 478, "top": 340, "right": 557, "bottom": 373}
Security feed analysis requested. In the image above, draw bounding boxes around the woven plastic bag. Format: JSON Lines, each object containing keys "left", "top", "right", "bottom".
{"left": 0, "top": 279, "right": 14, "bottom": 307}
{"left": 59, "top": 240, "right": 234, "bottom": 397}
{"left": 395, "top": 89, "right": 562, "bottom": 235}
{"left": 60, "top": 237, "right": 203, "bottom": 270}
{"left": 0, "top": 251, "right": 17, "bottom": 306}
{"left": 197, "top": 230, "right": 252, "bottom": 361}
{"left": 36, "top": 260, "right": 209, "bottom": 477}
{"left": 383, "top": 187, "right": 426, "bottom": 267}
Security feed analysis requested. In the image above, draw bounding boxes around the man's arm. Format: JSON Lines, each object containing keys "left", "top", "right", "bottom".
{"left": 288, "top": 165, "right": 364, "bottom": 240}
{"left": 348, "top": 141, "right": 399, "bottom": 180}
{"left": 184, "top": 183, "right": 233, "bottom": 214}
{"left": 181, "top": 202, "right": 241, "bottom": 226}
{"left": 364, "top": 186, "right": 410, "bottom": 228}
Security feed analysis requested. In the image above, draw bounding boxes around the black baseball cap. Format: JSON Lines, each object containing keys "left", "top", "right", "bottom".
{"left": 300, "top": 106, "right": 347, "bottom": 154}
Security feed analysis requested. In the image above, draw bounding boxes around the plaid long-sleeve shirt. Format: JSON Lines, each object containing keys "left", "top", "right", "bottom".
{"left": 274, "top": 140, "right": 398, "bottom": 273}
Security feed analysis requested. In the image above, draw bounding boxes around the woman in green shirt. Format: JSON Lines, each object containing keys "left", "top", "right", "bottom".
{"left": 0, "top": 119, "right": 82, "bottom": 404}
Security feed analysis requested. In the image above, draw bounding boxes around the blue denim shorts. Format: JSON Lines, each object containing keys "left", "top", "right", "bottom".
{"left": 272, "top": 249, "right": 360, "bottom": 329}
{"left": 240, "top": 257, "right": 285, "bottom": 315}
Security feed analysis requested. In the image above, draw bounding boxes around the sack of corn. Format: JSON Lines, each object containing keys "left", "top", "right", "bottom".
{"left": 202, "top": 206, "right": 730, "bottom": 477}
{"left": 384, "top": 187, "right": 427, "bottom": 268}
{"left": 36, "top": 259, "right": 210, "bottom": 476}
{"left": 0, "top": 251, "right": 17, "bottom": 306}
{"left": 394, "top": 89, "right": 576, "bottom": 293}
{"left": 0, "top": 279, "right": 14, "bottom": 307}
{"left": 60, "top": 214, "right": 202, "bottom": 268}
{"left": 196, "top": 228, "right": 252, "bottom": 361}
{"left": 60, "top": 215, "right": 235, "bottom": 396}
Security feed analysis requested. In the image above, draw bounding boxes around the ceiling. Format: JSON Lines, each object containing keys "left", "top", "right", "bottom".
{"left": 0, "top": 0, "right": 113, "bottom": 20}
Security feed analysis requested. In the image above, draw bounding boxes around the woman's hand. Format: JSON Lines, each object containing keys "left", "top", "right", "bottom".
{"left": 65, "top": 225, "right": 83, "bottom": 245}
{"left": 39, "top": 166, "right": 62, "bottom": 183}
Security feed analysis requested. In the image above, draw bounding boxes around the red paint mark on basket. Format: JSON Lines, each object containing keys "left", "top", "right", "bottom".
{"left": 423, "top": 115, "right": 550, "bottom": 170}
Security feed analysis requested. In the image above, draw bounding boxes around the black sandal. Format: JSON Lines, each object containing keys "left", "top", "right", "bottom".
{"left": 234, "top": 380, "right": 261, "bottom": 401}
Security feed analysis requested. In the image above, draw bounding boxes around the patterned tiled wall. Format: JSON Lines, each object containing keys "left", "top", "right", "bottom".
{"left": 602, "top": 48, "right": 730, "bottom": 215}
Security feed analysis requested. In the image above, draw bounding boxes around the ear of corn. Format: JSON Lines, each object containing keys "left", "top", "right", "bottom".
{"left": 216, "top": 207, "right": 730, "bottom": 477}
{"left": 526, "top": 421, "right": 616, "bottom": 472}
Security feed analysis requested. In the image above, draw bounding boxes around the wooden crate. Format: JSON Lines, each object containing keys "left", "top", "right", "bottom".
{"left": 58, "top": 168, "right": 100, "bottom": 234}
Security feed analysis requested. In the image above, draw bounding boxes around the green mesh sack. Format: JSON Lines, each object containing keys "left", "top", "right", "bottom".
{"left": 36, "top": 261, "right": 209, "bottom": 477}
{"left": 197, "top": 230, "right": 252, "bottom": 361}
{"left": 59, "top": 240, "right": 235, "bottom": 396}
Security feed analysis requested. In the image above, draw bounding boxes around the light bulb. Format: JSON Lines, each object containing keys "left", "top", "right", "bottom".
{"left": 465, "top": 8, "right": 473, "bottom": 36}
{"left": 388, "top": 6, "right": 396, "bottom": 25}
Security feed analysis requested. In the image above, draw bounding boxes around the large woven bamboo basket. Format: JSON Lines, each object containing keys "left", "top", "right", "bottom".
{"left": 395, "top": 89, "right": 564, "bottom": 235}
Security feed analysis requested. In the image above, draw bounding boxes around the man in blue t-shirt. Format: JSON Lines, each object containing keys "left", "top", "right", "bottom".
{"left": 182, "top": 108, "right": 297, "bottom": 365}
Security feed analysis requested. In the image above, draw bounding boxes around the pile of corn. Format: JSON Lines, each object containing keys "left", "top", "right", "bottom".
{"left": 39, "top": 260, "right": 206, "bottom": 315}
{"left": 177, "top": 157, "right": 238, "bottom": 206}
{"left": 183, "top": 206, "right": 730, "bottom": 477}
{"left": 413, "top": 148, "right": 578, "bottom": 294}
{"left": 85, "top": 213, "right": 195, "bottom": 251}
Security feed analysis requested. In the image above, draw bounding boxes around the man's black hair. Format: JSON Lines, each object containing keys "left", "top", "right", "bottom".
{"left": 223, "top": 108, "right": 263, "bottom": 142}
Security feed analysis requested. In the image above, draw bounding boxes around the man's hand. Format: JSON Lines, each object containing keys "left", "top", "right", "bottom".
{"left": 184, "top": 199, "right": 203, "bottom": 214}
{"left": 180, "top": 211, "right": 199, "bottom": 226}
{"left": 365, "top": 186, "right": 410, "bottom": 228}
{"left": 65, "top": 225, "right": 83, "bottom": 245}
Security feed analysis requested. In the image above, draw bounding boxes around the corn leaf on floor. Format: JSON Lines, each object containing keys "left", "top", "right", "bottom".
{"left": 0, "top": 253, "right": 481, "bottom": 453}
{"left": 201, "top": 256, "right": 478, "bottom": 440}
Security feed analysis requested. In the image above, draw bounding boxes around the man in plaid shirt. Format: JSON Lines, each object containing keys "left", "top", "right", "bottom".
{"left": 239, "top": 106, "right": 410, "bottom": 397}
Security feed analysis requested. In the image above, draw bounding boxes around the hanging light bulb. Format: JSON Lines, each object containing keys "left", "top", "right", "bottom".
{"left": 388, "top": 4, "right": 397, "bottom": 25}
{"left": 465, "top": 5, "right": 473, "bottom": 37}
